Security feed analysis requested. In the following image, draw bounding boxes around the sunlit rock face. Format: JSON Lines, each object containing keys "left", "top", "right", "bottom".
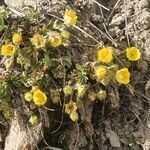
{"left": 4, "top": 0, "right": 41, "bottom": 8}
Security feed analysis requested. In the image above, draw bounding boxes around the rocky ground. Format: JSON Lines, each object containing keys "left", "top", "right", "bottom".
{"left": 0, "top": 0, "right": 150, "bottom": 150}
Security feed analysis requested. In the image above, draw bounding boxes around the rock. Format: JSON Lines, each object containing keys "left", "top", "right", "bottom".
{"left": 142, "top": 140, "right": 150, "bottom": 150}
{"left": 110, "top": 0, "right": 150, "bottom": 58}
{"left": 4, "top": 111, "right": 42, "bottom": 150}
{"left": 105, "top": 128, "right": 121, "bottom": 148}
{"left": 4, "top": 0, "right": 41, "bottom": 8}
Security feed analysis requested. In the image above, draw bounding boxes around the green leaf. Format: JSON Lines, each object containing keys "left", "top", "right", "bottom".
{"left": 61, "top": 56, "right": 72, "bottom": 67}
{"left": 43, "top": 54, "right": 52, "bottom": 65}
{"left": 76, "top": 64, "right": 89, "bottom": 84}
{"left": 0, "top": 17, "right": 5, "bottom": 31}
{"left": 0, "top": 81, "right": 10, "bottom": 98}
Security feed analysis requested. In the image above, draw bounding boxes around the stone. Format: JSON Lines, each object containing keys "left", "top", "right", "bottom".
{"left": 4, "top": 0, "right": 41, "bottom": 8}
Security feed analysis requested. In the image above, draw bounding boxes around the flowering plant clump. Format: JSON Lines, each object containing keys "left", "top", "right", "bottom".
{"left": 0, "top": 6, "right": 148, "bottom": 149}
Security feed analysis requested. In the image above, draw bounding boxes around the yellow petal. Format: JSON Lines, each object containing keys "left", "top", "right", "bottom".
{"left": 1, "top": 44, "right": 16, "bottom": 56}
{"left": 116, "top": 68, "right": 130, "bottom": 84}
{"left": 97, "top": 47, "right": 113, "bottom": 64}
{"left": 31, "top": 34, "right": 45, "bottom": 49}
{"left": 24, "top": 92, "right": 33, "bottom": 102}
{"left": 49, "top": 34, "right": 62, "bottom": 47}
{"left": 70, "top": 111, "right": 79, "bottom": 122}
{"left": 33, "top": 89, "right": 47, "bottom": 106}
{"left": 64, "top": 9, "right": 77, "bottom": 26}
{"left": 126, "top": 47, "right": 141, "bottom": 61}
{"left": 65, "top": 101, "right": 77, "bottom": 114}
{"left": 63, "top": 85, "right": 73, "bottom": 96}
{"left": 12, "top": 33, "right": 22, "bottom": 44}
{"left": 95, "top": 66, "right": 107, "bottom": 79}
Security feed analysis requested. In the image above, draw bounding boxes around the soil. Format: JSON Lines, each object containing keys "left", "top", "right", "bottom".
{"left": 0, "top": 0, "right": 150, "bottom": 150}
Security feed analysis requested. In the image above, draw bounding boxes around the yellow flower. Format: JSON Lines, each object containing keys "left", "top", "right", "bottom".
{"left": 1, "top": 44, "right": 16, "bottom": 56}
{"left": 64, "top": 9, "right": 77, "bottom": 26}
{"left": 97, "top": 47, "right": 113, "bottom": 64}
{"left": 65, "top": 101, "right": 77, "bottom": 115}
{"left": 24, "top": 92, "right": 33, "bottom": 102}
{"left": 116, "top": 68, "right": 130, "bottom": 84}
{"left": 70, "top": 111, "right": 79, "bottom": 122}
{"left": 31, "top": 34, "right": 45, "bottom": 49}
{"left": 49, "top": 33, "right": 62, "bottom": 47}
{"left": 33, "top": 89, "right": 47, "bottom": 106}
{"left": 95, "top": 66, "right": 107, "bottom": 79}
{"left": 126, "top": 47, "right": 141, "bottom": 61}
{"left": 12, "top": 33, "right": 22, "bottom": 44}
{"left": 63, "top": 85, "right": 73, "bottom": 96}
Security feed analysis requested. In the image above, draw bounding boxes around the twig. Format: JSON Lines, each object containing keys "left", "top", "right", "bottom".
{"left": 124, "top": 0, "right": 130, "bottom": 46}
{"left": 74, "top": 25, "right": 101, "bottom": 44}
{"left": 47, "top": 13, "right": 101, "bottom": 44}
{"left": 107, "top": 0, "right": 121, "bottom": 22}
{"left": 86, "top": 20, "right": 117, "bottom": 46}
{"left": 47, "top": 13, "right": 63, "bottom": 21}
{"left": 43, "top": 106, "right": 55, "bottom": 111}
{"left": 91, "top": 0, "right": 110, "bottom": 11}
{"left": 98, "top": 5, "right": 118, "bottom": 46}
{"left": 41, "top": 129, "right": 62, "bottom": 150}
{"left": 8, "top": 7, "right": 25, "bottom": 17}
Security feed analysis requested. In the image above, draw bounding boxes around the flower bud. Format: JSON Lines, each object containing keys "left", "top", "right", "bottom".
{"left": 29, "top": 115, "right": 38, "bottom": 125}
{"left": 97, "top": 90, "right": 107, "bottom": 101}
{"left": 63, "top": 85, "right": 73, "bottom": 96}
{"left": 70, "top": 111, "right": 79, "bottom": 122}
{"left": 24, "top": 92, "right": 33, "bottom": 102}
{"left": 12, "top": 33, "right": 22, "bottom": 45}
{"left": 65, "top": 101, "right": 77, "bottom": 115}
{"left": 76, "top": 84, "right": 87, "bottom": 98}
